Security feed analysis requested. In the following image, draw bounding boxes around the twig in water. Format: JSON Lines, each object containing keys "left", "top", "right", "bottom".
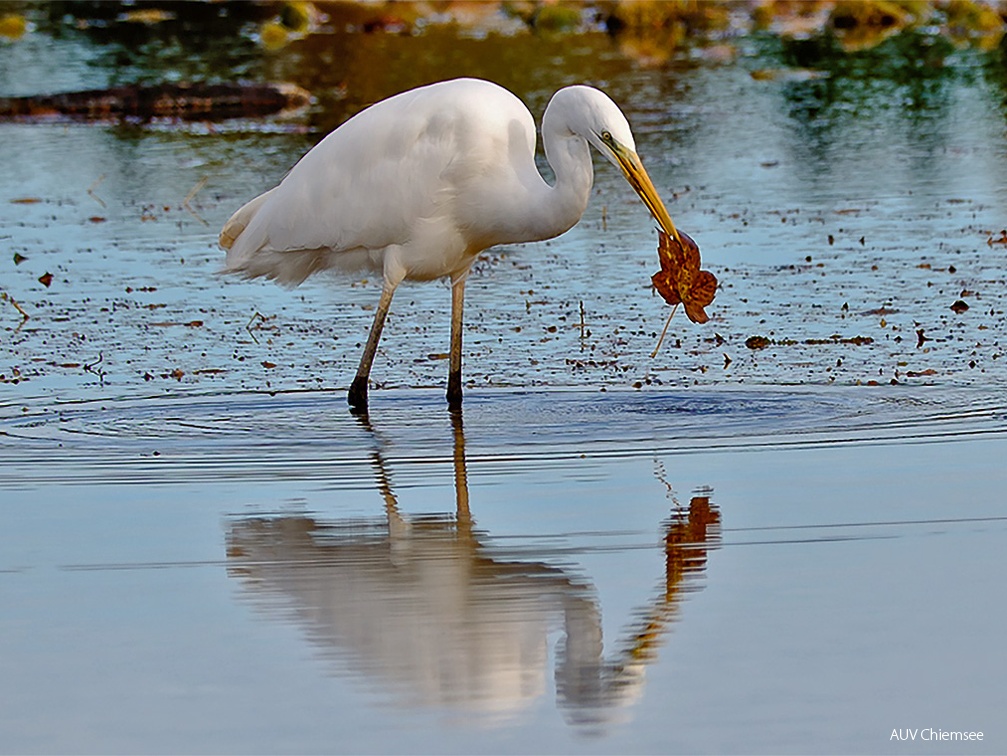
{"left": 578, "top": 299, "right": 587, "bottom": 349}
{"left": 2, "top": 291, "right": 29, "bottom": 322}
{"left": 650, "top": 304, "right": 678, "bottom": 359}
{"left": 87, "top": 173, "right": 107, "bottom": 208}
{"left": 183, "top": 176, "right": 210, "bottom": 226}
{"left": 83, "top": 352, "right": 106, "bottom": 384}
{"left": 246, "top": 310, "right": 269, "bottom": 344}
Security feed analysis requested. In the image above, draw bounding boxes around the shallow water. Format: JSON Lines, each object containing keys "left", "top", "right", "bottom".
{"left": 2, "top": 3, "right": 1007, "bottom": 754}
{"left": 2, "top": 388, "right": 1006, "bottom": 753}
{"left": 3, "top": 11, "right": 1007, "bottom": 398}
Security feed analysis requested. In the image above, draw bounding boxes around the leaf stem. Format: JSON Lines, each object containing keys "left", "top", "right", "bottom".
{"left": 650, "top": 304, "right": 678, "bottom": 359}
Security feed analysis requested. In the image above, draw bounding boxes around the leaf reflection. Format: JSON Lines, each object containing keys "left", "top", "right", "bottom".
{"left": 226, "top": 410, "right": 720, "bottom": 730}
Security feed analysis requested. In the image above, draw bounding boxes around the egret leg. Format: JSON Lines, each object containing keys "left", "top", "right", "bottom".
{"left": 349, "top": 281, "right": 396, "bottom": 411}
{"left": 447, "top": 277, "right": 465, "bottom": 408}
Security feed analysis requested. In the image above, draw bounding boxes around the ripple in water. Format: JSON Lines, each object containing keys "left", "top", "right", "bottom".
{"left": 1, "top": 387, "right": 1005, "bottom": 485}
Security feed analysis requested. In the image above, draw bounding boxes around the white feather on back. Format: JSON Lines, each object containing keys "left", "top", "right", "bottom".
{"left": 221, "top": 78, "right": 538, "bottom": 286}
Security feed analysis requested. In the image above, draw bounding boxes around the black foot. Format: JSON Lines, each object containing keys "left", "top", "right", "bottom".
{"left": 348, "top": 376, "right": 369, "bottom": 413}
{"left": 446, "top": 372, "right": 463, "bottom": 410}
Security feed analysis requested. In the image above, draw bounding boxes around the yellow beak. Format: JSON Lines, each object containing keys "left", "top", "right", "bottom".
{"left": 612, "top": 144, "right": 681, "bottom": 245}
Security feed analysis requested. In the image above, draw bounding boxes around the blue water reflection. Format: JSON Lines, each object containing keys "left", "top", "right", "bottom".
{"left": 226, "top": 410, "right": 721, "bottom": 732}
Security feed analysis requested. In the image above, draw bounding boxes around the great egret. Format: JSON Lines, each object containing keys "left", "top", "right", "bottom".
{"left": 220, "top": 77, "right": 680, "bottom": 410}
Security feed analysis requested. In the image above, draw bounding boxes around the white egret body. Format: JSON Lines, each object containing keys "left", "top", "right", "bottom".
{"left": 220, "top": 78, "right": 679, "bottom": 410}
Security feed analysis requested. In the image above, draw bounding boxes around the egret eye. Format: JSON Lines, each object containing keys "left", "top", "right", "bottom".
{"left": 601, "top": 130, "right": 613, "bottom": 143}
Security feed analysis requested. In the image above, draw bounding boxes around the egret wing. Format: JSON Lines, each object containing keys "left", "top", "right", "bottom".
{"left": 223, "top": 79, "right": 537, "bottom": 285}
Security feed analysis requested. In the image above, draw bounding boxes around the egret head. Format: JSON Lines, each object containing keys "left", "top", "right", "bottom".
{"left": 550, "top": 85, "right": 681, "bottom": 244}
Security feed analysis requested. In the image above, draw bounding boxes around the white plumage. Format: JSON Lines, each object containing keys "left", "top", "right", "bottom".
{"left": 220, "top": 78, "right": 679, "bottom": 410}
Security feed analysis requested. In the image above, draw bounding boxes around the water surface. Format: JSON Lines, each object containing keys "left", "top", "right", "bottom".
{"left": 2, "top": 388, "right": 1006, "bottom": 753}
{"left": 2, "top": 4, "right": 1006, "bottom": 754}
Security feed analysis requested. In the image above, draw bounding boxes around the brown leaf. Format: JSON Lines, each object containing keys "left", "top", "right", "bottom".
{"left": 651, "top": 230, "right": 717, "bottom": 324}
{"left": 38, "top": 272, "right": 53, "bottom": 288}
{"left": 261, "top": 360, "right": 276, "bottom": 369}
{"left": 950, "top": 299, "right": 969, "bottom": 314}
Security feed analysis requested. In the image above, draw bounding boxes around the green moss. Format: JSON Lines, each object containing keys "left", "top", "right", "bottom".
{"left": 531, "top": 3, "right": 582, "bottom": 32}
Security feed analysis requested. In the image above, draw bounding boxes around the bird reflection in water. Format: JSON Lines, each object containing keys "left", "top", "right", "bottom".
{"left": 226, "top": 411, "right": 720, "bottom": 730}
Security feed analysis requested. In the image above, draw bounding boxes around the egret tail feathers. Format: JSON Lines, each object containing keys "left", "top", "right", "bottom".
{"left": 219, "top": 188, "right": 275, "bottom": 252}
{"left": 221, "top": 188, "right": 306, "bottom": 283}
{"left": 220, "top": 185, "right": 381, "bottom": 287}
